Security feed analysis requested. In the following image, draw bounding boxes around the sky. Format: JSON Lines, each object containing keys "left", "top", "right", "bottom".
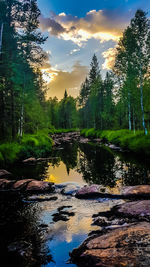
{"left": 37, "top": 0, "right": 150, "bottom": 99}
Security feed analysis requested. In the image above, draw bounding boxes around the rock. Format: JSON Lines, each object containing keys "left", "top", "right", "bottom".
{"left": 116, "top": 200, "right": 150, "bottom": 218}
{"left": 13, "top": 179, "right": 34, "bottom": 190}
{"left": 26, "top": 195, "right": 58, "bottom": 202}
{"left": 22, "top": 157, "right": 36, "bottom": 164}
{"left": 108, "top": 144, "right": 122, "bottom": 151}
{"left": 26, "top": 180, "right": 54, "bottom": 193}
{"left": 52, "top": 213, "right": 69, "bottom": 222}
{"left": 123, "top": 185, "right": 150, "bottom": 197}
{"left": 79, "top": 138, "right": 90, "bottom": 144}
{"left": 76, "top": 184, "right": 108, "bottom": 199}
{"left": 0, "top": 169, "right": 12, "bottom": 178}
{"left": 0, "top": 179, "right": 14, "bottom": 189}
{"left": 71, "top": 222, "right": 150, "bottom": 267}
{"left": 61, "top": 183, "right": 81, "bottom": 196}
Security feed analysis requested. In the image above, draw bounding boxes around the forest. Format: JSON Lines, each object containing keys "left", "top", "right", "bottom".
{"left": 0, "top": 0, "right": 150, "bottom": 162}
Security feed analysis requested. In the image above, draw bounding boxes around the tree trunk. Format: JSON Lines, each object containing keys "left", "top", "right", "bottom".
{"left": 128, "top": 92, "right": 131, "bottom": 131}
{"left": 0, "top": 22, "right": 3, "bottom": 55}
{"left": 139, "top": 64, "right": 147, "bottom": 135}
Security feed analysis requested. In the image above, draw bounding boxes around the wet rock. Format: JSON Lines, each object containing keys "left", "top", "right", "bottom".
{"left": 116, "top": 200, "right": 150, "bottom": 218}
{"left": 108, "top": 144, "right": 122, "bottom": 151}
{"left": 123, "top": 185, "right": 150, "bottom": 198}
{"left": 0, "top": 169, "right": 12, "bottom": 178}
{"left": 71, "top": 222, "right": 150, "bottom": 267}
{"left": 61, "top": 183, "right": 81, "bottom": 196}
{"left": 13, "top": 179, "right": 34, "bottom": 190}
{"left": 52, "top": 213, "right": 69, "bottom": 222}
{"left": 26, "top": 180, "right": 54, "bottom": 193}
{"left": 93, "top": 217, "right": 111, "bottom": 227}
{"left": 22, "top": 157, "right": 37, "bottom": 164}
{"left": 79, "top": 138, "right": 90, "bottom": 144}
{"left": 0, "top": 179, "right": 14, "bottom": 189}
{"left": 58, "top": 205, "right": 72, "bottom": 211}
{"left": 26, "top": 195, "right": 58, "bottom": 202}
{"left": 75, "top": 184, "right": 105, "bottom": 199}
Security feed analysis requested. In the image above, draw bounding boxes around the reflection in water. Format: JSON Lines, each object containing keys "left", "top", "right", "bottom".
{"left": 1, "top": 141, "right": 150, "bottom": 266}
{"left": 43, "top": 142, "right": 150, "bottom": 188}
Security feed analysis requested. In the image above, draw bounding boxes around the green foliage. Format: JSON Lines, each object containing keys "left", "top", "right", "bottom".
{"left": 0, "top": 131, "right": 53, "bottom": 164}
{"left": 81, "top": 129, "right": 150, "bottom": 155}
{"left": 0, "top": 143, "right": 21, "bottom": 164}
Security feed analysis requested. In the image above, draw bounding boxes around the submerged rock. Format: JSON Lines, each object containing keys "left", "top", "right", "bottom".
{"left": 26, "top": 195, "right": 58, "bottom": 202}
{"left": 71, "top": 222, "right": 150, "bottom": 267}
{"left": 0, "top": 169, "right": 12, "bottom": 178}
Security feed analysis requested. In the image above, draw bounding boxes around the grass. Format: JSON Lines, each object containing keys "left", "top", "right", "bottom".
{"left": 81, "top": 128, "right": 150, "bottom": 155}
{"left": 0, "top": 129, "right": 53, "bottom": 165}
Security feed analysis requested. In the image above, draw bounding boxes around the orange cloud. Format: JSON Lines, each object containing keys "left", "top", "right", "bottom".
{"left": 46, "top": 62, "right": 88, "bottom": 99}
{"left": 102, "top": 47, "right": 117, "bottom": 70}
{"left": 40, "top": 9, "right": 126, "bottom": 45}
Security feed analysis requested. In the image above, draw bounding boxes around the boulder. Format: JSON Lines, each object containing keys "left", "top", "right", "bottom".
{"left": 13, "top": 179, "right": 34, "bottom": 190}
{"left": 0, "top": 169, "right": 12, "bottom": 178}
{"left": 116, "top": 200, "right": 150, "bottom": 218}
{"left": 123, "top": 185, "right": 150, "bottom": 197}
{"left": 75, "top": 185, "right": 110, "bottom": 199}
{"left": 61, "top": 183, "right": 81, "bottom": 196}
{"left": 26, "top": 180, "right": 54, "bottom": 193}
{"left": 71, "top": 222, "right": 150, "bottom": 267}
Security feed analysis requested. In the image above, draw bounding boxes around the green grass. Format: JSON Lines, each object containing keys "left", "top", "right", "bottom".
{"left": 81, "top": 129, "right": 150, "bottom": 155}
{"left": 0, "top": 130, "right": 53, "bottom": 165}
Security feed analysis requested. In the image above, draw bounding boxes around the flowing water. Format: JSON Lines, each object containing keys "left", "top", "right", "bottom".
{"left": 0, "top": 141, "right": 150, "bottom": 266}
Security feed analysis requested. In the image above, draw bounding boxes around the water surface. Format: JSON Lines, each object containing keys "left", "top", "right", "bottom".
{"left": 1, "top": 141, "right": 150, "bottom": 266}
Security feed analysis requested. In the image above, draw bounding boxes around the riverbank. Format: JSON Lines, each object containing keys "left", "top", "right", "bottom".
{"left": 0, "top": 129, "right": 53, "bottom": 165}
{"left": 1, "top": 136, "right": 150, "bottom": 266}
{"left": 81, "top": 129, "right": 150, "bottom": 155}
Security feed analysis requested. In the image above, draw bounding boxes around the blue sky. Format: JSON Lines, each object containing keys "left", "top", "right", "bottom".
{"left": 37, "top": 0, "right": 150, "bottom": 99}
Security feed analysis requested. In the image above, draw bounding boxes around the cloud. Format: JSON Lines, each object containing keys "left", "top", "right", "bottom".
{"left": 39, "top": 9, "right": 129, "bottom": 46}
{"left": 102, "top": 47, "right": 116, "bottom": 70}
{"left": 46, "top": 62, "right": 88, "bottom": 99}
{"left": 40, "top": 15, "right": 66, "bottom": 36}
{"left": 69, "top": 48, "right": 80, "bottom": 55}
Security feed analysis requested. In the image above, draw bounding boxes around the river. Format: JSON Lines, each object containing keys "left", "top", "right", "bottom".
{"left": 0, "top": 140, "right": 150, "bottom": 266}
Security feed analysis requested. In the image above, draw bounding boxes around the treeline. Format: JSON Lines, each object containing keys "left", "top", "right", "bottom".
{"left": 0, "top": 5, "right": 150, "bottom": 144}
{"left": 78, "top": 10, "right": 150, "bottom": 133}
{"left": 0, "top": 0, "right": 50, "bottom": 141}
{"left": 48, "top": 10, "right": 150, "bottom": 134}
